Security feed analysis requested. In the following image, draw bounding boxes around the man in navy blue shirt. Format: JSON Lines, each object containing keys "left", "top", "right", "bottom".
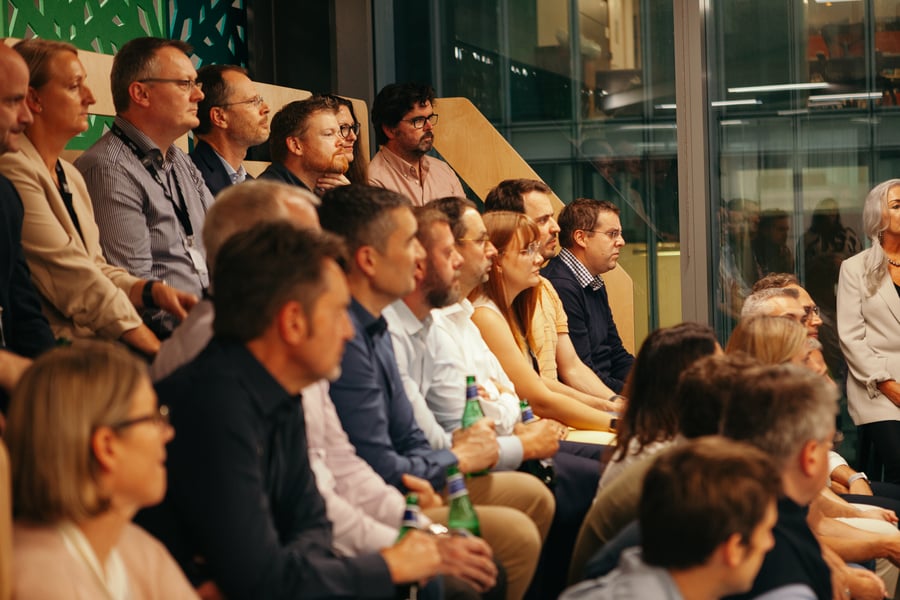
{"left": 321, "top": 184, "right": 555, "bottom": 599}
{"left": 542, "top": 198, "right": 634, "bottom": 393}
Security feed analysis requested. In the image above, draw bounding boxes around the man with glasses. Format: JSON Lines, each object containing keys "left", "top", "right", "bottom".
{"left": 259, "top": 95, "right": 350, "bottom": 195}
{"left": 191, "top": 65, "right": 270, "bottom": 196}
{"left": 368, "top": 83, "right": 464, "bottom": 206}
{"left": 542, "top": 198, "right": 635, "bottom": 394}
{"left": 75, "top": 37, "right": 212, "bottom": 338}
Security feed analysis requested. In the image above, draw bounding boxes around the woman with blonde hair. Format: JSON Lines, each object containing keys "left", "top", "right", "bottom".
{"left": 6, "top": 341, "right": 197, "bottom": 599}
{"left": 838, "top": 179, "right": 900, "bottom": 484}
{"left": 0, "top": 39, "right": 195, "bottom": 357}
{"left": 471, "top": 210, "right": 614, "bottom": 431}
{"left": 725, "top": 315, "right": 811, "bottom": 366}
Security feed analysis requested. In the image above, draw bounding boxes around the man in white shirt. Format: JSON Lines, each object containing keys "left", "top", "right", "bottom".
{"left": 398, "top": 197, "right": 604, "bottom": 598}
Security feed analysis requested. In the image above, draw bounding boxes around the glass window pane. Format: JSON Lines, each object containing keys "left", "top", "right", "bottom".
{"left": 390, "top": 0, "right": 680, "bottom": 347}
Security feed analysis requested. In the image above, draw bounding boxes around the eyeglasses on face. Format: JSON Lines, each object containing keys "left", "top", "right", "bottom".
{"left": 511, "top": 241, "right": 542, "bottom": 258}
{"left": 339, "top": 123, "right": 361, "bottom": 138}
{"left": 110, "top": 405, "right": 170, "bottom": 431}
{"left": 402, "top": 113, "right": 439, "bottom": 129}
{"left": 582, "top": 228, "right": 623, "bottom": 240}
{"left": 458, "top": 234, "right": 491, "bottom": 248}
{"left": 138, "top": 78, "right": 203, "bottom": 93}
{"left": 220, "top": 95, "right": 265, "bottom": 109}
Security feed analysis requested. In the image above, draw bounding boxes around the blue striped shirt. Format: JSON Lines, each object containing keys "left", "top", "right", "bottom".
{"left": 75, "top": 116, "right": 214, "bottom": 335}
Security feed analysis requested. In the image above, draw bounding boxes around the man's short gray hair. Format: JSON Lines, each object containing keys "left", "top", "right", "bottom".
{"left": 740, "top": 287, "right": 800, "bottom": 320}
{"left": 722, "top": 364, "right": 838, "bottom": 471}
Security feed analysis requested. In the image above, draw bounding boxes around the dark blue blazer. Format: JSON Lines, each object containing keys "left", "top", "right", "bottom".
{"left": 190, "top": 139, "right": 248, "bottom": 197}
{"left": 0, "top": 174, "right": 54, "bottom": 358}
{"left": 0, "top": 174, "right": 55, "bottom": 410}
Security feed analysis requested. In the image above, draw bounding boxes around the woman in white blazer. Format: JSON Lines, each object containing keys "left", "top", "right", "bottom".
{"left": 838, "top": 178, "right": 900, "bottom": 483}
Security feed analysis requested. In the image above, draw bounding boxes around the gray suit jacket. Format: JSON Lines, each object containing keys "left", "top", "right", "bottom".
{"left": 837, "top": 248, "right": 900, "bottom": 425}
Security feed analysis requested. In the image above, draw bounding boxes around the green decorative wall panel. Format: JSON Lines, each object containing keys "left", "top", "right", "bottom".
{"left": 2, "top": 0, "right": 248, "bottom": 149}
{"left": 2, "top": 0, "right": 167, "bottom": 53}
{"left": 172, "top": 0, "right": 248, "bottom": 67}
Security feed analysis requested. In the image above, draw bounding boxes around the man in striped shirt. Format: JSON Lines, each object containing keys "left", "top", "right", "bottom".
{"left": 75, "top": 37, "right": 211, "bottom": 338}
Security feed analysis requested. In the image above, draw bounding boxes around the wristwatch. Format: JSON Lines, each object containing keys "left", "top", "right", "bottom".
{"left": 142, "top": 280, "right": 163, "bottom": 309}
{"left": 847, "top": 472, "right": 869, "bottom": 486}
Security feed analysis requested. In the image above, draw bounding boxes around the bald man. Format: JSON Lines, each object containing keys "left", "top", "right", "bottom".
{"left": 0, "top": 44, "right": 54, "bottom": 402}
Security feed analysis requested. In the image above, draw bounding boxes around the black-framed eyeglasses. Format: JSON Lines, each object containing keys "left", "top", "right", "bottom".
{"left": 339, "top": 123, "right": 361, "bottom": 138}
{"left": 110, "top": 405, "right": 170, "bottom": 431}
{"left": 138, "top": 78, "right": 203, "bottom": 93}
{"left": 402, "top": 114, "right": 439, "bottom": 129}
{"left": 220, "top": 95, "right": 265, "bottom": 109}
{"left": 582, "top": 228, "right": 623, "bottom": 240}
{"left": 458, "top": 234, "right": 491, "bottom": 248}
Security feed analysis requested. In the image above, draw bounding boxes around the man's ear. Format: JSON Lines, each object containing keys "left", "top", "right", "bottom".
{"left": 209, "top": 106, "right": 228, "bottom": 129}
{"left": 277, "top": 299, "right": 308, "bottom": 345}
{"left": 720, "top": 532, "right": 747, "bottom": 568}
{"left": 355, "top": 245, "right": 379, "bottom": 279}
{"left": 413, "top": 255, "right": 427, "bottom": 284}
{"left": 128, "top": 81, "right": 151, "bottom": 109}
{"left": 286, "top": 135, "right": 303, "bottom": 157}
{"left": 382, "top": 123, "right": 398, "bottom": 142}
{"left": 573, "top": 228, "right": 589, "bottom": 250}
{"left": 799, "top": 439, "right": 820, "bottom": 477}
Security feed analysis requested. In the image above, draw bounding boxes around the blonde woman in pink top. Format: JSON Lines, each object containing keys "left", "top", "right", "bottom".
{"left": 6, "top": 342, "right": 198, "bottom": 599}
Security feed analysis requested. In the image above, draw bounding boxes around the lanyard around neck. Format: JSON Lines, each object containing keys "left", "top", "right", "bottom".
{"left": 55, "top": 160, "right": 85, "bottom": 245}
{"left": 111, "top": 124, "right": 194, "bottom": 238}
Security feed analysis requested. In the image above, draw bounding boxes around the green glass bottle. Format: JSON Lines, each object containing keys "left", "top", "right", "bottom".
{"left": 396, "top": 493, "right": 421, "bottom": 541}
{"left": 447, "top": 465, "right": 480, "bottom": 536}
{"left": 519, "top": 399, "right": 557, "bottom": 488}
{"left": 396, "top": 493, "right": 421, "bottom": 600}
{"left": 461, "top": 375, "right": 489, "bottom": 476}
{"left": 461, "top": 375, "right": 484, "bottom": 428}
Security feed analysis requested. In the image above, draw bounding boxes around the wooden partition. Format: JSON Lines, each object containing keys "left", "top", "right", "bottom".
{"left": 433, "top": 97, "right": 636, "bottom": 354}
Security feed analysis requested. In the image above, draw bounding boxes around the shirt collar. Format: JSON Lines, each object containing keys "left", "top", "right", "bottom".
{"left": 113, "top": 115, "right": 176, "bottom": 169}
{"left": 267, "top": 162, "right": 313, "bottom": 191}
{"left": 386, "top": 299, "right": 431, "bottom": 338}
{"left": 558, "top": 247, "right": 605, "bottom": 291}
{"left": 211, "top": 146, "right": 247, "bottom": 184}
{"left": 208, "top": 337, "right": 299, "bottom": 415}
{"left": 438, "top": 298, "right": 474, "bottom": 323}
{"left": 349, "top": 297, "right": 388, "bottom": 338}
{"left": 378, "top": 145, "right": 427, "bottom": 180}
